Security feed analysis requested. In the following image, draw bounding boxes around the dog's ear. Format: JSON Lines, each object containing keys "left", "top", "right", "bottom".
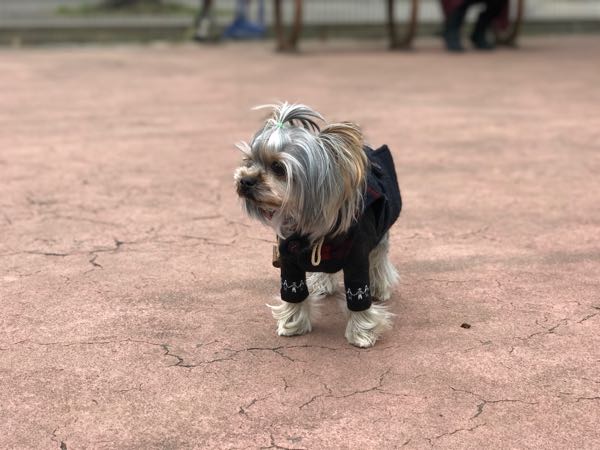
{"left": 319, "top": 122, "right": 367, "bottom": 191}
{"left": 319, "top": 122, "right": 362, "bottom": 151}
{"left": 317, "top": 122, "right": 367, "bottom": 237}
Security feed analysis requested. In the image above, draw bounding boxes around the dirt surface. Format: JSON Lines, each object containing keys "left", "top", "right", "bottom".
{"left": 1, "top": 36, "right": 599, "bottom": 449}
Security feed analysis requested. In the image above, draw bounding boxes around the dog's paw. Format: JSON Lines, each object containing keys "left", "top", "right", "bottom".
{"left": 267, "top": 298, "right": 316, "bottom": 337}
{"left": 345, "top": 304, "right": 394, "bottom": 348}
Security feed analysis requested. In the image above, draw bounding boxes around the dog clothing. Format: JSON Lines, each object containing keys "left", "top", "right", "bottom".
{"left": 278, "top": 144, "right": 402, "bottom": 311}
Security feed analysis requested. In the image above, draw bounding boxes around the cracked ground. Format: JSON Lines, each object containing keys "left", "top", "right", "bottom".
{"left": 1, "top": 36, "right": 599, "bottom": 449}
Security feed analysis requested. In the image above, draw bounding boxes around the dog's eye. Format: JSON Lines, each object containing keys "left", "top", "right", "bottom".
{"left": 271, "top": 161, "right": 286, "bottom": 178}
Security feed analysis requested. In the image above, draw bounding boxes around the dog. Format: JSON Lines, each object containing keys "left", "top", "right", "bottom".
{"left": 234, "top": 103, "right": 402, "bottom": 347}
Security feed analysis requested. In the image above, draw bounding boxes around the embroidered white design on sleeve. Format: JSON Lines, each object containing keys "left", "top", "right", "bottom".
{"left": 346, "top": 285, "right": 370, "bottom": 301}
{"left": 282, "top": 279, "right": 305, "bottom": 294}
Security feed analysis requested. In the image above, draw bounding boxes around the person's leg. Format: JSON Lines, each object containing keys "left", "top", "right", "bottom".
{"left": 444, "top": 0, "right": 479, "bottom": 52}
{"left": 471, "top": 0, "right": 509, "bottom": 49}
{"left": 193, "top": 0, "right": 214, "bottom": 41}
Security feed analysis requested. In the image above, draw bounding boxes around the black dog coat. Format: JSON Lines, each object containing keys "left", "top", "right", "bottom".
{"left": 278, "top": 144, "right": 402, "bottom": 311}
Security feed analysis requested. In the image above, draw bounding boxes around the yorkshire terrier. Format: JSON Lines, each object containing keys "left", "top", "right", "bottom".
{"left": 234, "top": 103, "right": 402, "bottom": 347}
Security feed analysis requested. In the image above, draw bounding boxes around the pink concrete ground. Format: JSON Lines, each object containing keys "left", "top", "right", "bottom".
{"left": 1, "top": 36, "right": 599, "bottom": 449}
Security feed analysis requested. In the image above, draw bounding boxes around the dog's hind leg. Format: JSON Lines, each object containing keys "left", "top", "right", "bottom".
{"left": 369, "top": 232, "right": 399, "bottom": 302}
{"left": 307, "top": 272, "right": 338, "bottom": 296}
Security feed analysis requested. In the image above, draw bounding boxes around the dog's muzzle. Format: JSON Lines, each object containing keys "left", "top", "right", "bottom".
{"left": 238, "top": 176, "right": 258, "bottom": 197}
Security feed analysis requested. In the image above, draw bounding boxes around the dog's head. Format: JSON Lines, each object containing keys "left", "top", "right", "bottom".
{"left": 234, "top": 103, "right": 367, "bottom": 242}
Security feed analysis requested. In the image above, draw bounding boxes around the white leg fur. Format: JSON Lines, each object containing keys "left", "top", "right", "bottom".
{"left": 267, "top": 295, "right": 321, "bottom": 337}
{"left": 369, "top": 233, "right": 399, "bottom": 302}
{"left": 307, "top": 272, "right": 338, "bottom": 296}
{"left": 345, "top": 304, "right": 394, "bottom": 348}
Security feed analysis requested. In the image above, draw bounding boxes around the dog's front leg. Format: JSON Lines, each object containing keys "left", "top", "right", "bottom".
{"left": 268, "top": 298, "right": 315, "bottom": 336}
{"left": 343, "top": 255, "right": 393, "bottom": 348}
{"left": 268, "top": 258, "right": 315, "bottom": 336}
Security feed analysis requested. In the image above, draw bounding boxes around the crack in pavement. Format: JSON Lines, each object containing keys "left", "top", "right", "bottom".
{"left": 177, "top": 234, "right": 237, "bottom": 247}
{"left": 195, "top": 339, "right": 221, "bottom": 349}
{"left": 2, "top": 211, "right": 12, "bottom": 225}
{"left": 298, "top": 383, "right": 333, "bottom": 410}
{"left": 161, "top": 343, "right": 196, "bottom": 368}
{"left": 3, "top": 228, "right": 255, "bottom": 266}
{"left": 88, "top": 254, "right": 102, "bottom": 269}
{"left": 22, "top": 195, "right": 122, "bottom": 229}
{"left": 12, "top": 235, "right": 176, "bottom": 274}
{"left": 558, "top": 391, "right": 600, "bottom": 403}
{"left": 218, "top": 344, "right": 347, "bottom": 366}
{"left": 260, "top": 433, "right": 306, "bottom": 450}
{"left": 115, "top": 383, "right": 143, "bottom": 394}
{"left": 575, "top": 396, "right": 600, "bottom": 402}
{"left": 449, "top": 386, "right": 538, "bottom": 420}
{"left": 11, "top": 338, "right": 248, "bottom": 370}
{"left": 426, "top": 423, "right": 487, "bottom": 446}
{"left": 10, "top": 338, "right": 208, "bottom": 370}
{"left": 238, "top": 394, "right": 272, "bottom": 419}
{"left": 511, "top": 310, "right": 600, "bottom": 353}
{"left": 26, "top": 195, "right": 58, "bottom": 207}
{"left": 49, "top": 426, "right": 67, "bottom": 450}
{"left": 245, "top": 346, "right": 300, "bottom": 363}
{"left": 15, "top": 236, "right": 147, "bottom": 263}
{"left": 299, "top": 368, "right": 396, "bottom": 409}
{"left": 51, "top": 214, "right": 120, "bottom": 228}
{"left": 13, "top": 338, "right": 162, "bottom": 348}
{"left": 157, "top": 343, "right": 325, "bottom": 369}
{"left": 422, "top": 278, "right": 483, "bottom": 285}
{"left": 457, "top": 225, "right": 491, "bottom": 239}
{"left": 190, "top": 214, "right": 221, "bottom": 221}
{"left": 432, "top": 341, "right": 491, "bottom": 357}
{"left": 577, "top": 312, "right": 598, "bottom": 324}
{"left": 519, "top": 318, "right": 568, "bottom": 341}
{"left": 25, "top": 251, "right": 69, "bottom": 257}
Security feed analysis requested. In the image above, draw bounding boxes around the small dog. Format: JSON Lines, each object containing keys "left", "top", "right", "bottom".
{"left": 234, "top": 103, "right": 402, "bottom": 347}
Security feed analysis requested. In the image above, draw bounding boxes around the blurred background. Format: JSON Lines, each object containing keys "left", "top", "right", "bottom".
{"left": 1, "top": 0, "right": 599, "bottom": 46}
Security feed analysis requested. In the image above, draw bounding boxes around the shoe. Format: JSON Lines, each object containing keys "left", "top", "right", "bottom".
{"left": 443, "top": 11, "right": 465, "bottom": 53}
{"left": 193, "top": 17, "right": 211, "bottom": 41}
{"left": 223, "top": 16, "right": 266, "bottom": 39}
{"left": 470, "top": 31, "right": 495, "bottom": 50}
{"left": 443, "top": 28, "right": 465, "bottom": 52}
{"left": 470, "top": 15, "right": 496, "bottom": 50}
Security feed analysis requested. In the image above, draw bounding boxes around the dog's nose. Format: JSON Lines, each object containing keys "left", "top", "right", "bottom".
{"left": 240, "top": 176, "right": 257, "bottom": 188}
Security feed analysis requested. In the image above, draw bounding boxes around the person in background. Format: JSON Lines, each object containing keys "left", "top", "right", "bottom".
{"left": 193, "top": 0, "right": 214, "bottom": 41}
{"left": 222, "top": 0, "right": 265, "bottom": 39}
{"left": 443, "top": 0, "right": 509, "bottom": 51}
{"left": 194, "top": 0, "right": 265, "bottom": 41}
